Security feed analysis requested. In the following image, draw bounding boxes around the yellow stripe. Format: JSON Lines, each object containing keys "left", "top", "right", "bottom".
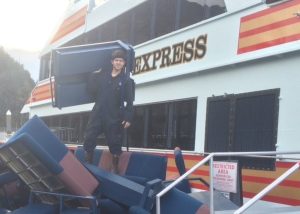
{"left": 185, "top": 160, "right": 208, "bottom": 169}
{"left": 244, "top": 168, "right": 300, "bottom": 180}
{"left": 168, "top": 159, "right": 176, "bottom": 167}
{"left": 240, "top": 4, "right": 300, "bottom": 32}
{"left": 239, "top": 22, "right": 300, "bottom": 48}
{"left": 179, "top": 159, "right": 300, "bottom": 181}
{"left": 243, "top": 182, "right": 300, "bottom": 200}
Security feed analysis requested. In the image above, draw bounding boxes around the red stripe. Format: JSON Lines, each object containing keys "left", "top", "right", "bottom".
{"left": 276, "top": 161, "right": 296, "bottom": 168}
{"left": 238, "top": 33, "right": 300, "bottom": 54}
{"left": 193, "top": 169, "right": 209, "bottom": 177}
{"left": 165, "top": 154, "right": 174, "bottom": 158}
{"left": 244, "top": 191, "right": 300, "bottom": 206}
{"left": 241, "top": 0, "right": 300, "bottom": 22}
{"left": 167, "top": 166, "right": 209, "bottom": 177}
{"left": 51, "top": 19, "right": 85, "bottom": 43}
{"left": 240, "top": 17, "right": 300, "bottom": 38}
{"left": 167, "top": 166, "right": 178, "bottom": 172}
{"left": 32, "top": 92, "right": 52, "bottom": 99}
{"left": 31, "top": 97, "right": 51, "bottom": 102}
{"left": 33, "top": 89, "right": 51, "bottom": 96}
{"left": 31, "top": 84, "right": 53, "bottom": 95}
{"left": 183, "top": 155, "right": 204, "bottom": 161}
{"left": 51, "top": 7, "right": 86, "bottom": 43}
{"left": 190, "top": 183, "right": 209, "bottom": 191}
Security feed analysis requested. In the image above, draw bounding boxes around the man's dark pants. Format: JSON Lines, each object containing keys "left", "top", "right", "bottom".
{"left": 83, "top": 106, "right": 122, "bottom": 156}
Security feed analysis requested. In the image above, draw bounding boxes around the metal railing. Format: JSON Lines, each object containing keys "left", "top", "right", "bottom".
{"left": 156, "top": 151, "right": 300, "bottom": 214}
{"left": 50, "top": 127, "right": 76, "bottom": 143}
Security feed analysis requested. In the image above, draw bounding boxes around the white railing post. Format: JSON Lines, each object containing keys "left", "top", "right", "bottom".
{"left": 156, "top": 193, "right": 161, "bottom": 214}
{"left": 156, "top": 154, "right": 213, "bottom": 214}
{"left": 210, "top": 155, "right": 214, "bottom": 214}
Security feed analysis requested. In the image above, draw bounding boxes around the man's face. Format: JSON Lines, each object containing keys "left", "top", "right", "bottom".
{"left": 112, "top": 57, "right": 125, "bottom": 71}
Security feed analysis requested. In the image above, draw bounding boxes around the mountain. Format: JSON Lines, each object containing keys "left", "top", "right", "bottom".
{"left": 0, "top": 47, "right": 35, "bottom": 129}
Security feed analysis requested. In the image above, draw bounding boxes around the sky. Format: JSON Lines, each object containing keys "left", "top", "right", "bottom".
{"left": 0, "top": 0, "right": 70, "bottom": 81}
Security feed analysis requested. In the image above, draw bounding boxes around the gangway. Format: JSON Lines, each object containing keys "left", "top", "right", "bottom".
{"left": 156, "top": 151, "right": 300, "bottom": 214}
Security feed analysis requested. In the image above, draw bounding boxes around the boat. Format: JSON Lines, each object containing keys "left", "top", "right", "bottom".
{"left": 2, "top": 0, "right": 300, "bottom": 213}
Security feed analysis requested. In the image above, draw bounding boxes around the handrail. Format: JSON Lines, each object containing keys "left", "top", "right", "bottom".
{"left": 156, "top": 154, "right": 213, "bottom": 214}
{"left": 234, "top": 162, "right": 300, "bottom": 214}
{"left": 156, "top": 151, "right": 300, "bottom": 214}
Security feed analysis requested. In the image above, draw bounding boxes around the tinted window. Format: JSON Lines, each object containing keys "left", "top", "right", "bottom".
{"left": 179, "top": 0, "right": 226, "bottom": 28}
{"left": 87, "top": 28, "right": 101, "bottom": 44}
{"left": 133, "top": 1, "right": 153, "bottom": 45}
{"left": 205, "top": 98, "right": 230, "bottom": 153}
{"left": 129, "top": 107, "right": 145, "bottom": 147}
{"left": 129, "top": 99, "right": 197, "bottom": 151}
{"left": 100, "top": 20, "right": 117, "bottom": 42}
{"left": 39, "top": 54, "right": 50, "bottom": 80}
{"left": 154, "top": 0, "right": 176, "bottom": 37}
{"left": 115, "top": 11, "right": 133, "bottom": 44}
{"left": 42, "top": 99, "right": 197, "bottom": 150}
{"left": 172, "top": 99, "right": 197, "bottom": 150}
{"left": 205, "top": 89, "right": 280, "bottom": 170}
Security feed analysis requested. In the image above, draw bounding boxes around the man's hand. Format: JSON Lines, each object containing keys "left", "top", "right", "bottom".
{"left": 122, "top": 121, "right": 131, "bottom": 129}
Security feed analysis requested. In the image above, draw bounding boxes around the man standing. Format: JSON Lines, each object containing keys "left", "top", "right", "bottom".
{"left": 83, "top": 49, "right": 134, "bottom": 173}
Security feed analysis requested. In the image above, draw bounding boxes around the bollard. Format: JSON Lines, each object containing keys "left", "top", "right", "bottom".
{"left": 6, "top": 110, "right": 12, "bottom": 134}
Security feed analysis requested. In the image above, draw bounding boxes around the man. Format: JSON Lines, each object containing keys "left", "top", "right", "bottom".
{"left": 83, "top": 49, "right": 134, "bottom": 173}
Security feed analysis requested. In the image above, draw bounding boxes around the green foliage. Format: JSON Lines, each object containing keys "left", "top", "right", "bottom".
{"left": 0, "top": 47, "right": 35, "bottom": 128}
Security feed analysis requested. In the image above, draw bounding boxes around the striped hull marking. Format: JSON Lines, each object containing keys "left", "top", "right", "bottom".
{"left": 238, "top": 0, "right": 300, "bottom": 54}
{"left": 51, "top": 6, "right": 87, "bottom": 44}
{"left": 166, "top": 154, "right": 300, "bottom": 206}
{"left": 29, "top": 82, "right": 53, "bottom": 103}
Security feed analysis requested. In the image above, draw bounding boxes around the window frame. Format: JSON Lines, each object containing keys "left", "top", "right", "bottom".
{"left": 204, "top": 89, "right": 280, "bottom": 170}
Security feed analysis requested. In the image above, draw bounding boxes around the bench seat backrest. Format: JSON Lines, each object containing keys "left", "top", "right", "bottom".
{"left": 75, "top": 147, "right": 167, "bottom": 182}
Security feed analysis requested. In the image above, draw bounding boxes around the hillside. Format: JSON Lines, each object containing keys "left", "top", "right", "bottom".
{"left": 0, "top": 47, "right": 35, "bottom": 129}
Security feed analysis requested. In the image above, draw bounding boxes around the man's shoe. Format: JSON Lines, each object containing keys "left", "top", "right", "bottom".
{"left": 85, "top": 151, "right": 94, "bottom": 164}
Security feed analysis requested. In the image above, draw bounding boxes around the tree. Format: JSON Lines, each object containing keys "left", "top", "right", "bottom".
{"left": 0, "top": 47, "right": 35, "bottom": 129}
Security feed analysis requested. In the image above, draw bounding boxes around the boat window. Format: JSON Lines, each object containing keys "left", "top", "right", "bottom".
{"left": 147, "top": 103, "right": 169, "bottom": 149}
{"left": 42, "top": 112, "right": 90, "bottom": 144}
{"left": 128, "top": 107, "right": 145, "bottom": 148}
{"left": 87, "top": 28, "right": 101, "bottom": 44}
{"left": 205, "top": 89, "right": 280, "bottom": 170}
{"left": 132, "top": 1, "right": 153, "bottom": 45}
{"left": 154, "top": 0, "right": 176, "bottom": 38}
{"left": 83, "top": 0, "right": 227, "bottom": 46}
{"left": 41, "top": 99, "right": 196, "bottom": 150}
{"left": 115, "top": 11, "right": 133, "bottom": 44}
{"left": 129, "top": 99, "right": 197, "bottom": 151}
{"left": 39, "top": 54, "right": 51, "bottom": 80}
{"left": 100, "top": 20, "right": 117, "bottom": 42}
{"left": 179, "top": 0, "right": 226, "bottom": 28}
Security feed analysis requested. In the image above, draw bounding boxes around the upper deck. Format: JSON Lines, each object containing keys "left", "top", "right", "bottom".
{"left": 38, "top": 0, "right": 300, "bottom": 82}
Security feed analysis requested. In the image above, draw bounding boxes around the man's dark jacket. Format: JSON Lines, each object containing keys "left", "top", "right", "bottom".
{"left": 87, "top": 70, "right": 134, "bottom": 124}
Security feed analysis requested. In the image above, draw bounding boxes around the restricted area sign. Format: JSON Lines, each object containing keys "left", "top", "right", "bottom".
{"left": 213, "top": 161, "right": 238, "bottom": 193}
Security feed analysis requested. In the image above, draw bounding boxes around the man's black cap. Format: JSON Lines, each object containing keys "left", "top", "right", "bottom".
{"left": 111, "top": 49, "right": 126, "bottom": 60}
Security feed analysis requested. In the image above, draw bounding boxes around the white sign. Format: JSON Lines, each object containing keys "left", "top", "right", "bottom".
{"left": 213, "top": 161, "right": 238, "bottom": 193}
